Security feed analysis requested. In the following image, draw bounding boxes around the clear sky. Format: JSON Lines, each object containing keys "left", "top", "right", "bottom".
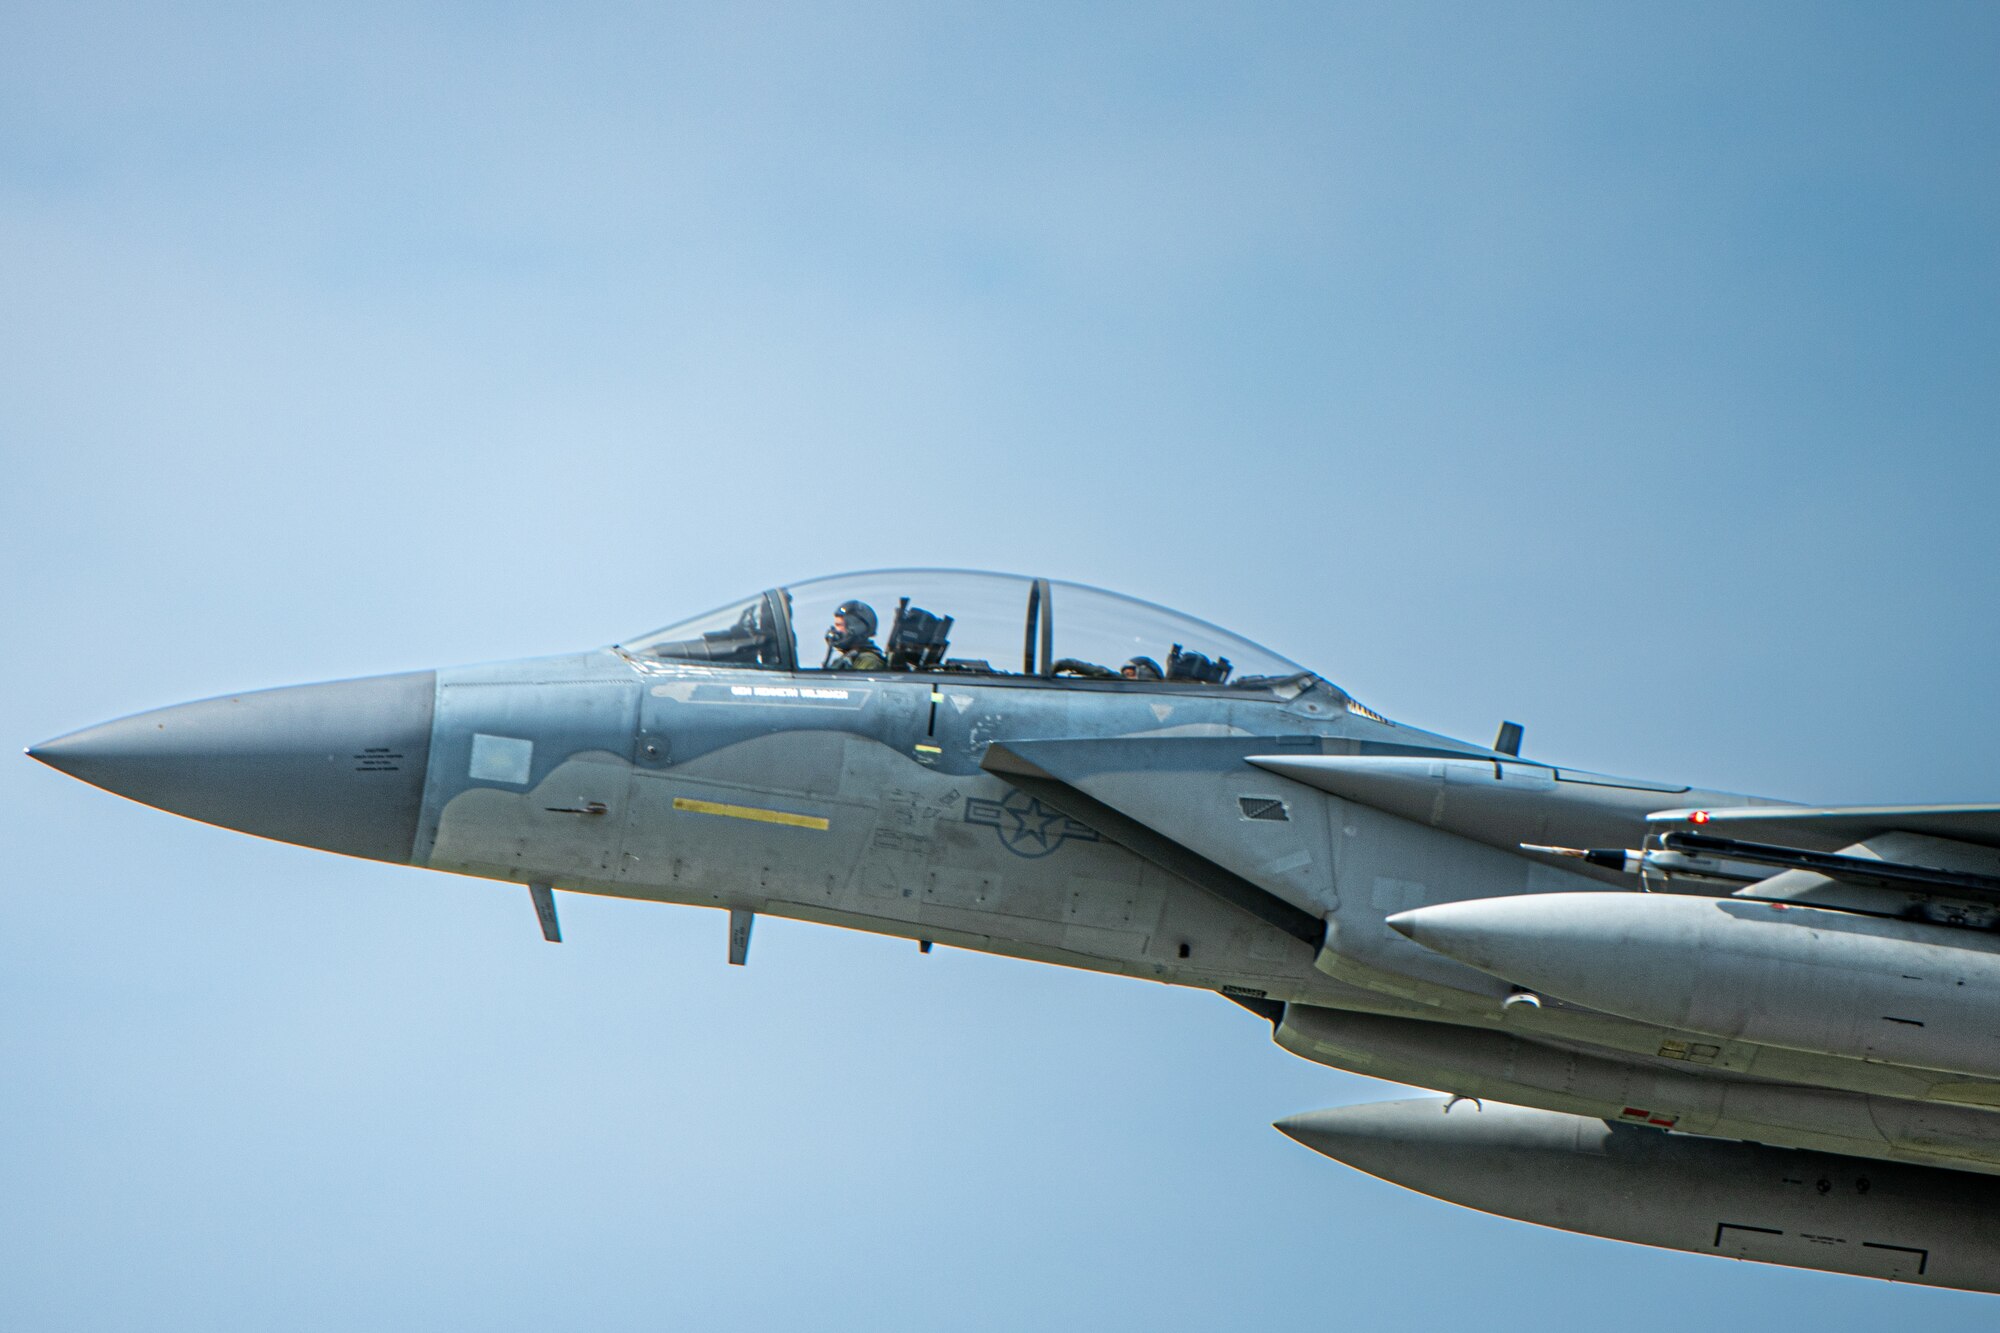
{"left": 4, "top": 3, "right": 1999, "bottom": 1328}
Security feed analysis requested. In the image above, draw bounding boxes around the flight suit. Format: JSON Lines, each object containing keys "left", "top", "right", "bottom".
{"left": 829, "top": 643, "right": 886, "bottom": 671}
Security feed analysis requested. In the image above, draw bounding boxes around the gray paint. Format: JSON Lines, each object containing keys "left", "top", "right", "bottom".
{"left": 1278, "top": 1097, "right": 2000, "bottom": 1295}
{"left": 1277, "top": 1004, "right": 2000, "bottom": 1171}
{"left": 1392, "top": 892, "right": 2000, "bottom": 1082}
{"left": 29, "top": 671, "right": 435, "bottom": 863}
{"left": 30, "top": 570, "right": 2000, "bottom": 1292}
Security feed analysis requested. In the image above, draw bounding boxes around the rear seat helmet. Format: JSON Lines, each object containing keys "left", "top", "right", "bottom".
{"left": 829, "top": 600, "right": 878, "bottom": 651}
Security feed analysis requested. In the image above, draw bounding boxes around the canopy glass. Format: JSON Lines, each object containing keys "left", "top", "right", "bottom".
{"left": 620, "top": 569, "right": 1315, "bottom": 690}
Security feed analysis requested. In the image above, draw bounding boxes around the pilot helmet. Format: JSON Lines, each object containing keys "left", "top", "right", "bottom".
{"left": 1122, "top": 655, "right": 1163, "bottom": 681}
{"left": 830, "top": 599, "right": 878, "bottom": 650}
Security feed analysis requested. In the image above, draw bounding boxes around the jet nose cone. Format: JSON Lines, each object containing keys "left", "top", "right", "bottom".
{"left": 31, "top": 671, "right": 437, "bottom": 863}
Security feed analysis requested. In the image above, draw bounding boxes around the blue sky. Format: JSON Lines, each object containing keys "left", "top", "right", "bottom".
{"left": 5, "top": 4, "right": 1999, "bottom": 1328}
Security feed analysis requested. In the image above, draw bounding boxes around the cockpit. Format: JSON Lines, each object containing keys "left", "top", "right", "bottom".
{"left": 617, "top": 569, "right": 1324, "bottom": 694}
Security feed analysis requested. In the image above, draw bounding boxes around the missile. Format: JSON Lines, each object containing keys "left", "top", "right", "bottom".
{"left": 1517, "top": 842, "right": 1763, "bottom": 889}
{"left": 1388, "top": 892, "right": 2000, "bottom": 1082}
{"left": 1275, "top": 1096, "right": 2000, "bottom": 1293}
{"left": 1523, "top": 832, "right": 2000, "bottom": 901}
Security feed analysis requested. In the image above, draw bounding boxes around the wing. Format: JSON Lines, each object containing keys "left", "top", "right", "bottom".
{"left": 1647, "top": 802, "right": 2000, "bottom": 851}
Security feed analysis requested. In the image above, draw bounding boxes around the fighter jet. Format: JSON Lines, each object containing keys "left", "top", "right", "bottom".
{"left": 28, "top": 568, "right": 2000, "bottom": 1293}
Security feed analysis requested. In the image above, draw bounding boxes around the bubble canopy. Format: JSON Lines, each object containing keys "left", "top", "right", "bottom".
{"left": 618, "top": 569, "right": 1316, "bottom": 690}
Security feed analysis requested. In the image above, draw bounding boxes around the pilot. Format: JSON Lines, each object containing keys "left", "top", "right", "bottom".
{"left": 1121, "top": 656, "right": 1164, "bottom": 681}
{"left": 825, "top": 600, "right": 886, "bottom": 671}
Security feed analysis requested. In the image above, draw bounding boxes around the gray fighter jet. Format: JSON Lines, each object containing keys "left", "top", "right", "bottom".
{"left": 29, "top": 569, "right": 2000, "bottom": 1293}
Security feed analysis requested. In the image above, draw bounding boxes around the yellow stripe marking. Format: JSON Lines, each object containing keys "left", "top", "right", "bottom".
{"left": 914, "top": 743, "right": 942, "bottom": 754}
{"left": 671, "top": 797, "right": 829, "bottom": 830}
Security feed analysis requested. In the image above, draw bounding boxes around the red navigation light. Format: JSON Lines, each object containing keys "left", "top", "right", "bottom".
{"left": 1689, "top": 810, "right": 1711, "bottom": 824}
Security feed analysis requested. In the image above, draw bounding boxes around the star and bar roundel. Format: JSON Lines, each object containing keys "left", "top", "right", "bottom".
{"left": 963, "top": 790, "right": 1101, "bottom": 858}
